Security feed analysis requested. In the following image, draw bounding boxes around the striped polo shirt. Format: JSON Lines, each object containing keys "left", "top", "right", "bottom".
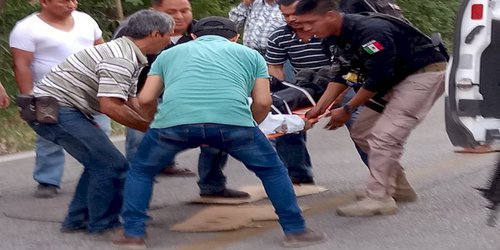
{"left": 265, "top": 25, "right": 331, "bottom": 72}
{"left": 34, "top": 37, "right": 148, "bottom": 115}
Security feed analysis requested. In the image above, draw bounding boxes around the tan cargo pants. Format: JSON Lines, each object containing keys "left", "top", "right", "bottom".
{"left": 350, "top": 70, "right": 445, "bottom": 198}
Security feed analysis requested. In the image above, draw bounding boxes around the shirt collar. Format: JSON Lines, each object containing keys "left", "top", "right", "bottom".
{"left": 195, "top": 35, "right": 230, "bottom": 42}
{"left": 122, "top": 37, "right": 148, "bottom": 65}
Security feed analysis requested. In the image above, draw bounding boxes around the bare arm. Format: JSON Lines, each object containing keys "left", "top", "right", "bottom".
{"left": 250, "top": 77, "right": 272, "bottom": 124}
{"left": 268, "top": 64, "right": 285, "bottom": 81}
{"left": 306, "top": 82, "right": 349, "bottom": 119}
{"left": 0, "top": 82, "right": 10, "bottom": 108}
{"left": 99, "top": 97, "right": 150, "bottom": 132}
{"left": 94, "top": 37, "right": 105, "bottom": 45}
{"left": 138, "top": 75, "right": 164, "bottom": 121}
{"left": 11, "top": 48, "right": 34, "bottom": 94}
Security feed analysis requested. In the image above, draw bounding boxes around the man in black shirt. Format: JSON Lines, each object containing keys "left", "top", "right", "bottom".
{"left": 297, "top": 0, "right": 447, "bottom": 216}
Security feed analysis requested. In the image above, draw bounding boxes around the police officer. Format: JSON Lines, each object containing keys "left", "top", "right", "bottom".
{"left": 296, "top": 0, "right": 447, "bottom": 216}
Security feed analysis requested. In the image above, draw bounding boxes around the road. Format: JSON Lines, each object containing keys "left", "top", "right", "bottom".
{"left": 0, "top": 98, "right": 499, "bottom": 250}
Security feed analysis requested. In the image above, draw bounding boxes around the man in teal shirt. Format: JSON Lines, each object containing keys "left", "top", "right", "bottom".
{"left": 113, "top": 16, "right": 326, "bottom": 249}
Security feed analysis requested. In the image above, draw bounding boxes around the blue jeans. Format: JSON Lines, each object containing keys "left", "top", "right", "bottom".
{"left": 274, "top": 132, "right": 314, "bottom": 181}
{"left": 33, "top": 113, "right": 111, "bottom": 187}
{"left": 197, "top": 146, "right": 228, "bottom": 194}
{"left": 29, "top": 108, "right": 125, "bottom": 232}
{"left": 121, "top": 124, "right": 306, "bottom": 237}
{"left": 127, "top": 128, "right": 225, "bottom": 193}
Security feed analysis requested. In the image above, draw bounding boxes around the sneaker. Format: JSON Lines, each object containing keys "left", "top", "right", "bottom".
{"left": 34, "top": 183, "right": 58, "bottom": 198}
{"left": 111, "top": 230, "right": 146, "bottom": 250}
{"left": 200, "top": 188, "right": 250, "bottom": 199}
{"left": 337, "top": 196, "right": 397, "bottom": 217}
{"left": 283, "top": 228, "right": 327, "bottom": 248}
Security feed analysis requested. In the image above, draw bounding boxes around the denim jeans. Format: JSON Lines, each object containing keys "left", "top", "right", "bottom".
{"left": 33, "top": 113, "right": 111, "bottom": 187}
{"left": 197, "top": 146, "right": 228, "bottom": 194}
{"left": 274, "top": 132, "right": 314, "bottom": 181}
{"left": 121, "top": 124, "right": 306, "bottom": 237}
{"left": 127, "top": 127, "right": 226, "bottom": 193}
{"left": 29, "top": 107, "right": 125, "bottom": 232}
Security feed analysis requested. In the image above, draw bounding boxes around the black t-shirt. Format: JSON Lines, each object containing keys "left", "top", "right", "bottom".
{"left": 330, "top": 14, "right": 446, "bottom": 95}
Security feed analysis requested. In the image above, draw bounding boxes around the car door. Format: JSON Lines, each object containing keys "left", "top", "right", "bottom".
{"left": 446, "top": 0, "right": 500, "bottom": 147}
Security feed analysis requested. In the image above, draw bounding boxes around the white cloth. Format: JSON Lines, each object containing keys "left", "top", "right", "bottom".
{"left": 259, "top": 113, "right": 305, "bottom": 134}
{"left": 9, "top": 11, "right": 102, "bottom": 83}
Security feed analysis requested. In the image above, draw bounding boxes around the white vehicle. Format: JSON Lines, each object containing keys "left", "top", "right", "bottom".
{"left": 445, "top": 0, "right": 500, "bottom": 147}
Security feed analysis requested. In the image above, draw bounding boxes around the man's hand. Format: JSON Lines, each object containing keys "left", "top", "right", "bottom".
{"left": 324, "top": 107, "right": 351, "bottom": 130}
{"left": 305, "top": 106, "right": 323, "bottom": 119}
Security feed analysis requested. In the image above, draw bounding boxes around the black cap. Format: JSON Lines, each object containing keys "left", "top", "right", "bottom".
{"left": 192, "top": 16, "right": 238, "bottom": 39}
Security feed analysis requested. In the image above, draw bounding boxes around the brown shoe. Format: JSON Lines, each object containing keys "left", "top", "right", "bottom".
{"left": 337, "top": 196, "right": 397, "bottom": 217}
{"left": 393, "top": 172, "right": 417, "bottom": 202}
{"left": 34, "top": 183, "right": 58, "bottom": 198}
{"left": 111, "top": 230, "right": 146, "bottom": 250}
{"left": 355, "top": 173, "right": 417, "bottom": 203}
{"left": 200, "top": 188, "right": 250, "bottom": 199}
{"left": 283, "top": 228, "right": 327, "bottom": 248}
{"left": 160, "top": 166, "right": 196, "bottom": 177}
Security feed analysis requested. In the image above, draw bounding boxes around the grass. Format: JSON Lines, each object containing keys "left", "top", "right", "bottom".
{"left": 0, "top": 104, "right": 126, "bottom": 156}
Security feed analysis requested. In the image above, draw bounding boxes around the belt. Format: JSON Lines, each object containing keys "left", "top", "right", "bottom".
{"left": 414, "top": 62, "right": 447, "bottom": 74}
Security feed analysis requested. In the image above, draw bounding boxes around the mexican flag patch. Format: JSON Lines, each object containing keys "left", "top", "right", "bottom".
{"left": 362, "top": 40, "right": 384, "bottom": 54}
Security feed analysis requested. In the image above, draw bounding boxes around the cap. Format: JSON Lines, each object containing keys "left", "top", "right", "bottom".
{"left": 192, "top": 16, "right": 238, "bottom": 39}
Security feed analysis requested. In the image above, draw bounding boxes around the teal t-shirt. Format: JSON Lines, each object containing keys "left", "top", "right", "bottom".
{"left": 149, "top": 35, "right": 269, "bottom": 129}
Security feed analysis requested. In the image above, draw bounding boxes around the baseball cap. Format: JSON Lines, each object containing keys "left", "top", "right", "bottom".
{"left": 192, "top": 16, "right": 238, "bottom": 39}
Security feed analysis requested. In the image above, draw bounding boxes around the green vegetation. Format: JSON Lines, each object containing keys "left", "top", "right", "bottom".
{"left": 0, "top": 0, "right": 461, "bottom": 154}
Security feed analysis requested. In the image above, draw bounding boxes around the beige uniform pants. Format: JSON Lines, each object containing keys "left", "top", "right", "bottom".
{"left": 350, "top": 70, "right": 445, "bottom": 198}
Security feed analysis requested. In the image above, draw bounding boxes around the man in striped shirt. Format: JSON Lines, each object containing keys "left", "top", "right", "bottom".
{"left": 263, "top": 0, "right": 332, "bottom": 185}
{"left": 29, "top": 10, "right": 175, "bottom": 235}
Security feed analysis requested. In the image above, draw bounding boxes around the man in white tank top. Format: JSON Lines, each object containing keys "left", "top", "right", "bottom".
{"left": 9, "top": 0, "right": 110, "bottom": 198}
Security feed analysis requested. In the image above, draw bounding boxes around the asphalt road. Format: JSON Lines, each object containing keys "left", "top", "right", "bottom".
{"left": 0, "top": 98, "right": 499, "bottom": 250}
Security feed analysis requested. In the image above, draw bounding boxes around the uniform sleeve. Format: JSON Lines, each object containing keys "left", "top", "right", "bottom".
{"left": 265, "top": 31, "right": 287, "bottom": 65}
{"left": 358, "top": 25, "right": 397, "bottom": 92}
{"left": 9, "top": 20, "right": 35, "bottom": 52}
{"left": 96, "top": 57, "right": 136, "bottom": 100}
{"left": 229, "top": 3, "right": 251, "bottom": 30}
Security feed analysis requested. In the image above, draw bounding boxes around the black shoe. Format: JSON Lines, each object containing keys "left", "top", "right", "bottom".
{"left": 290, "top": 177, "right": 315, "bottom": 185}
{"left": 200, "top": 188, "right": 250, "bottom": 199}
{"left": 60, "top": 225, "right": 86, "bottom": 234}
{"left": 34, "top": 183, "right": 58, "bottom": 198}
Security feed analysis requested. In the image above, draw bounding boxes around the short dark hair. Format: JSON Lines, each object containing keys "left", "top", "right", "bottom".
{"left": 295, "top": 0, "right": 339, "bottom": 15}
{"left": 278, "top": 0, "right": 298, "bottom": 6}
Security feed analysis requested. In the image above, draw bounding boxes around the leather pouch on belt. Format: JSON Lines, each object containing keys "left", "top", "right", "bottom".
{"left": 35, "top": 96, "right": 59, "bottom": 124}
{"left": 16, "top": 94, "right": 36, "bottom": 122}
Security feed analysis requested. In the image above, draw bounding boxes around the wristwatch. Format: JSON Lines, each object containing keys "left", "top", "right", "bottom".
{"left": 342, "top": 104, "right": 357, "bottom": 114}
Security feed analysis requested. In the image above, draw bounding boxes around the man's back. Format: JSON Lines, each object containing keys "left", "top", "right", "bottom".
{"left": 149, "top": 35, "right": 269, "bottom": 128}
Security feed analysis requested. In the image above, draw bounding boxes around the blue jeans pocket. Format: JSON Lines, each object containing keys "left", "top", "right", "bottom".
{"left": 220, "top": 126, "right": 254, "bottom": 145}
{"left": 157, "top": 127, "right": 190, "bottom": 143}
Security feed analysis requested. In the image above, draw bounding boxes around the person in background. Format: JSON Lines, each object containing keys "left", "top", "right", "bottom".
{"left": 9, "top": 0, "right": 111, "bottom": 198}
